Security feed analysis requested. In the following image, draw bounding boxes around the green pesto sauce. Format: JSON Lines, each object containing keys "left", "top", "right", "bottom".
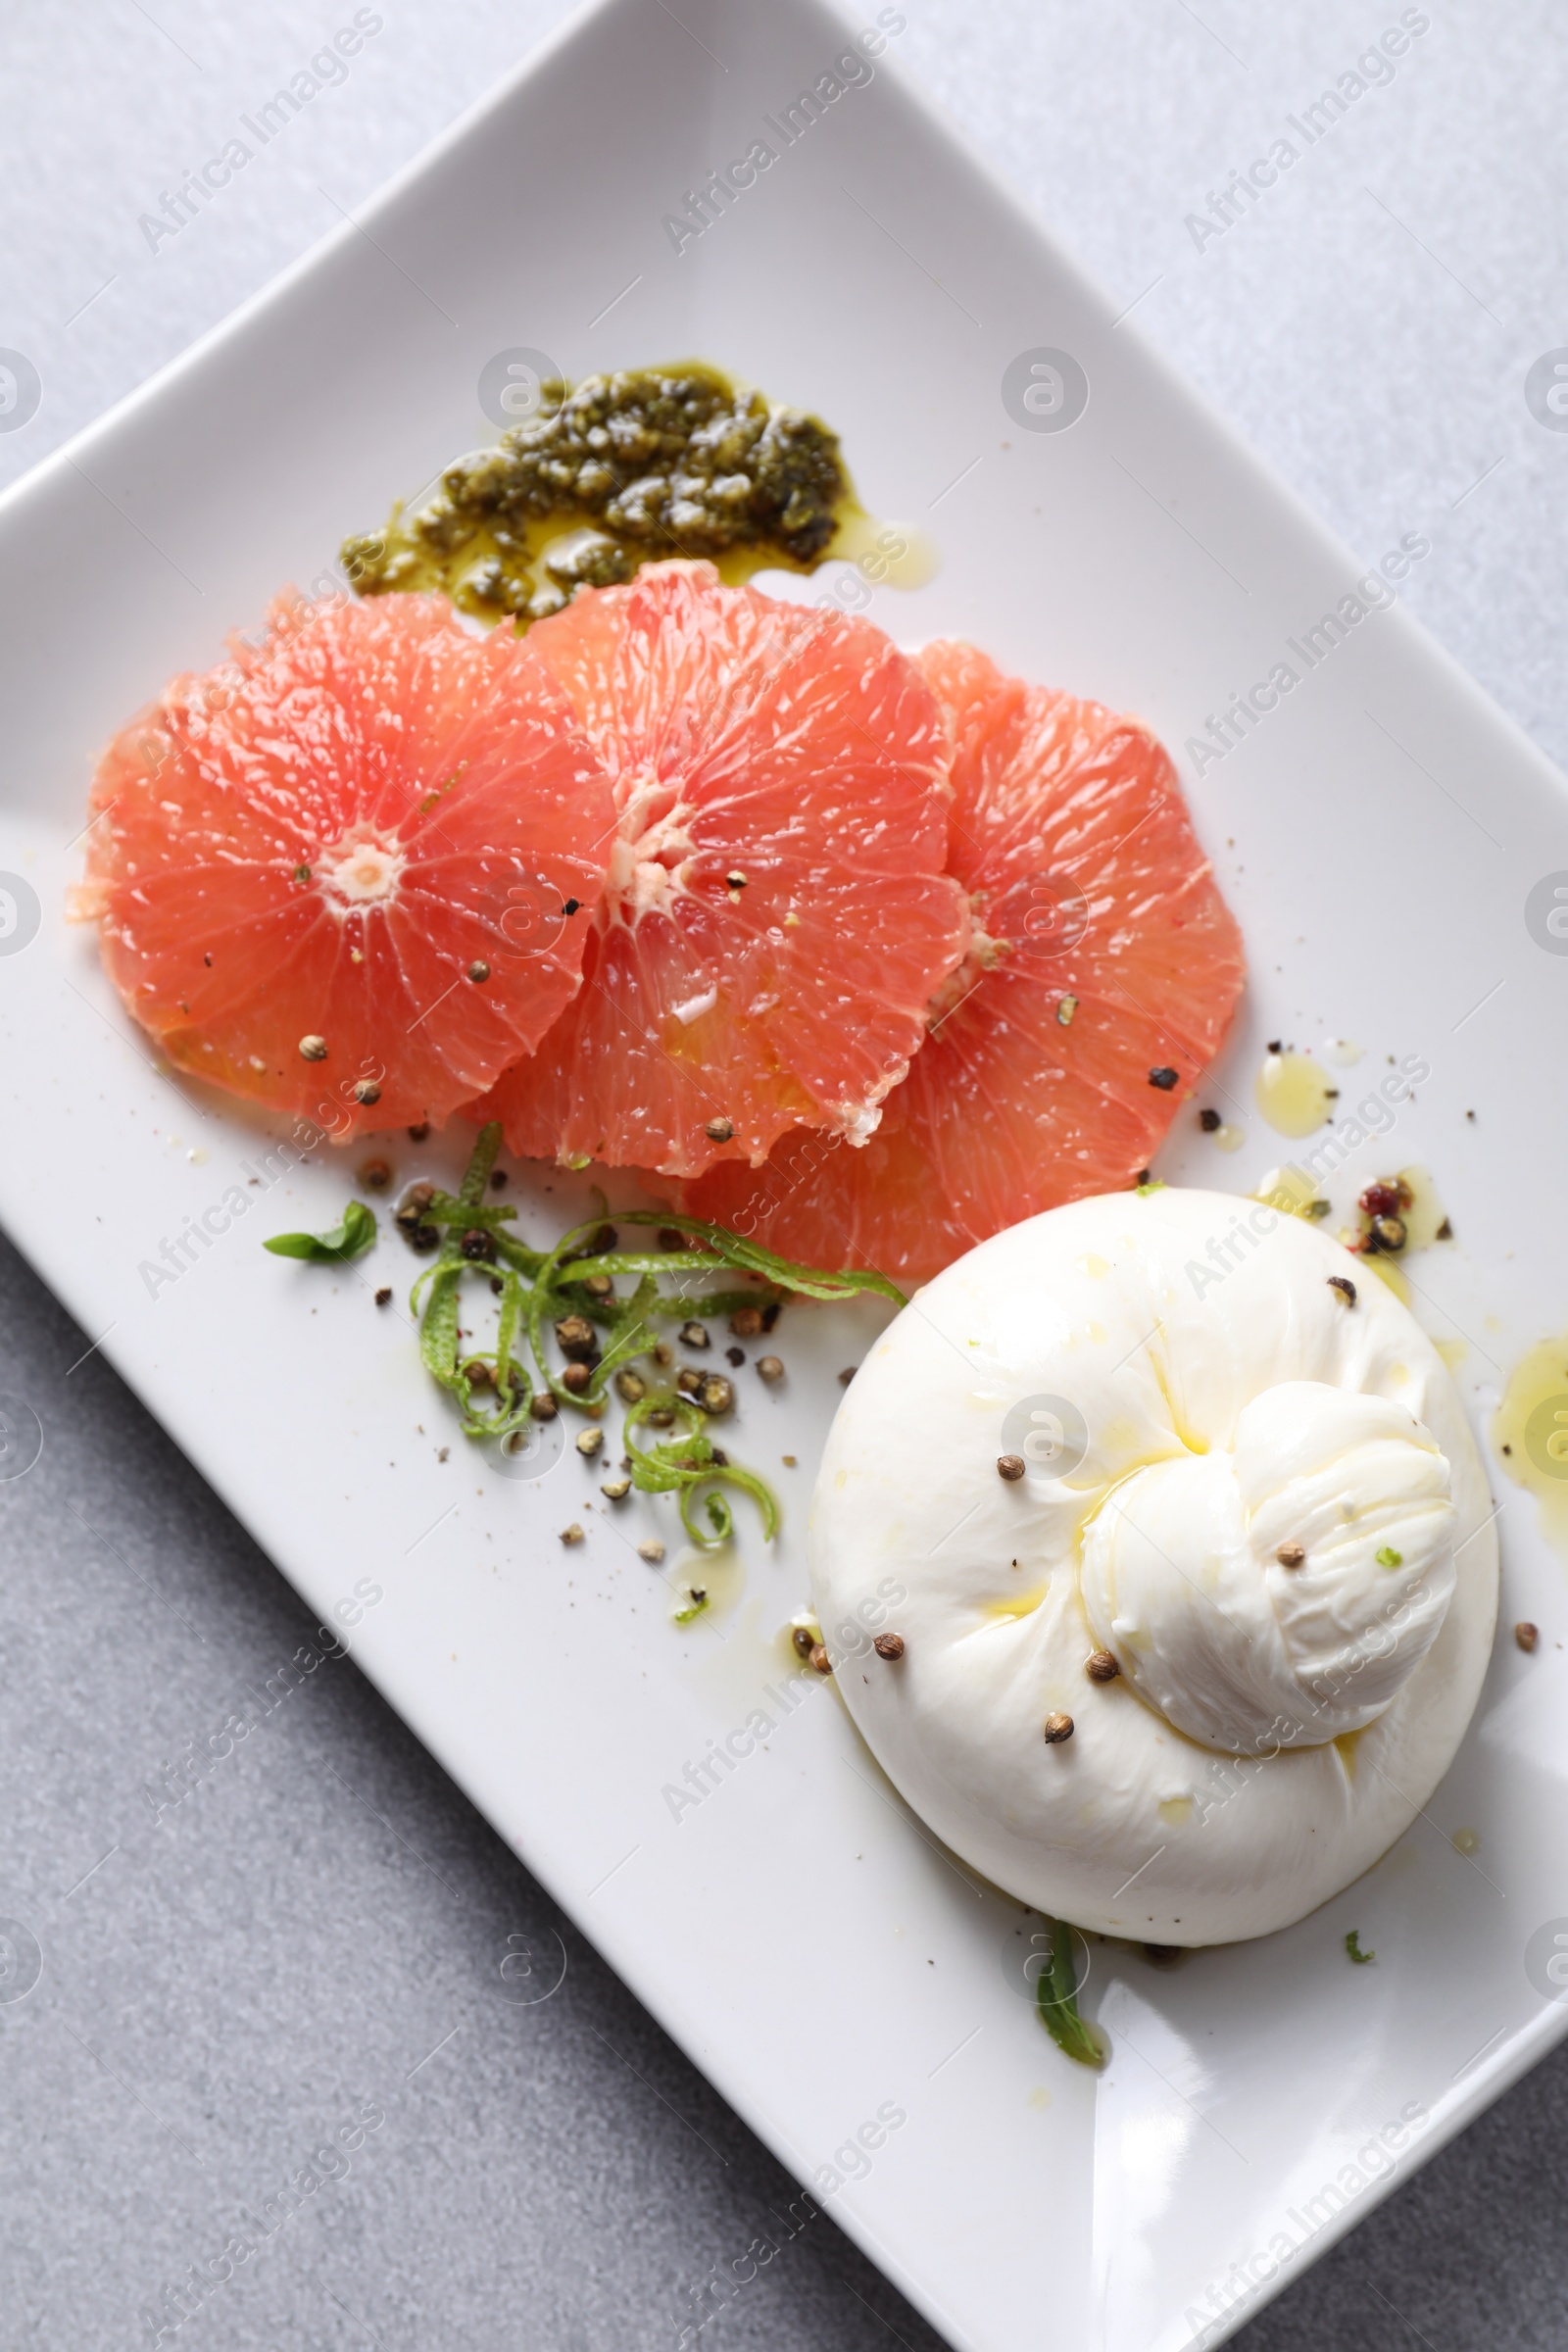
{"left": 340, "top": 362, "right": 859, "bottom": 626}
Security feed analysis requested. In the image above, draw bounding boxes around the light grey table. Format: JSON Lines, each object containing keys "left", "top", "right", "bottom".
{"left": 3, "top": 3, "right": 1566, "bottom": 2345}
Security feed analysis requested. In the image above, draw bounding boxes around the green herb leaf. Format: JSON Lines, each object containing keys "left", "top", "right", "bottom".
{"left": 1375, "top": 1545, "right": 1403, "bottom": 1569}
{"left": 264, "top": 1200, "right": 377, "bottom": 1262}
{"left": 1346, "top": 1928, "right": 1375, "bottom": 1965}
{"left": 1036, "top": 1920, "right": 1104, "bottom": 2068}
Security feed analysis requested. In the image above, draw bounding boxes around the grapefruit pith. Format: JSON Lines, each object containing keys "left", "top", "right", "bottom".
{"left": 682, "top": 638, "right": 1246, "bottom": 1283}
{"left": 469, "top": 561, "right": 970, "bottom": 1179}
{"left": 74, "top": 590, "right": 615, "bottom": 1140}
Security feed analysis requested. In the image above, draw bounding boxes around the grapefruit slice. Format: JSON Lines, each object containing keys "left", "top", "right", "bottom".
{"left": 469, "top": 561, "right": 969, "bottom": 1178}
{"left": 682, "top": 638, "right": 1246, "bottom": 1284}
{"left": 75, "top": 590, "right": 615, "bottom": 1141}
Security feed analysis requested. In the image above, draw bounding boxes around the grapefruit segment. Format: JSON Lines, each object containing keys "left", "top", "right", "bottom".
{"left": 470, "top": 561, "right": 970, "bottom": 1177}
{"left": 77, "top": 591, "right": 614, "bottom": 1139}
{"left": 682, "top": 639, "right": 1246, "bottom": 1283}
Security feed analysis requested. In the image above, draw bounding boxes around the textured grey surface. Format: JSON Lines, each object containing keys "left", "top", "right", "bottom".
{"left": 2, "top": 2, "right": 1567, "bottom": 2346}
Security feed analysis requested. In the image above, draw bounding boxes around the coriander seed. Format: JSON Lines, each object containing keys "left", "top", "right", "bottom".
{"left": 555, "top": 1313, "right": 597, "bottom": 1359}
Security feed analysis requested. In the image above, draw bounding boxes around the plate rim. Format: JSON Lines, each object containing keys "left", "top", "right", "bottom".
{"left": 2, "top": 3, "right": 1566, "bottom": 2346}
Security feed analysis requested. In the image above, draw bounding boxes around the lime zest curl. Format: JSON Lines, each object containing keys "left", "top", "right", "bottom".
{"left": 266, "top": 1122, "right": 905, "bottom": 1549}
{"left": 1036, "top": 1920, "right": 1104, "bottom": 2070}
{"left": 623, "top": 1394, "right": 781, "bottom": 1552}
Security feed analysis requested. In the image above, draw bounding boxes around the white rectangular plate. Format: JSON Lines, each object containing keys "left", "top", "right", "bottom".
{"left": 3, "top": 3, "right": 1568, "bottom": 2346}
